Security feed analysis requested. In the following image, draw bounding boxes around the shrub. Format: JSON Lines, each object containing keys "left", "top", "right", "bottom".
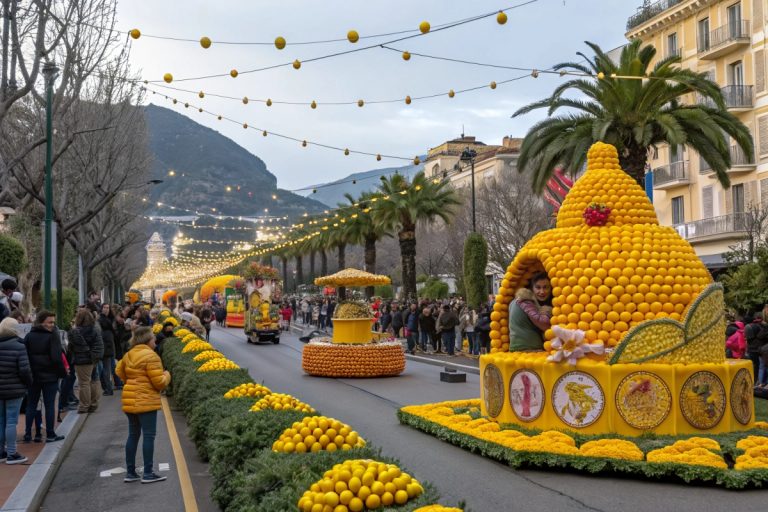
{"left": 187, "top": 396, "right": 253, "bottom": 460}
{"left": 0, "top": 233, "right": 25, "bottom": 277}
{"left": 421, "top": 277, "right": 449, "bottom": 299}
{"left": 463, "top": 232, "right": 488, "bottom": 309}
{"left": 51, "top": 288, "right": 79, "bottom": 329}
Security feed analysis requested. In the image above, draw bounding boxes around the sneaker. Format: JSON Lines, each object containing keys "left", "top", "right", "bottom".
{"left": 124, "top": 471, "right": 141, "bottom": 483}
{"left": 141, "top": 472, "right": 167, "bottom": 484}
{"left": 33, "top": 435, "right": 42, "bottom": 443}
{"left": 6, "top": 452, "right": 28, "bottom": 465}
{"left": 46, "top": 434, "right": 65, "bottom": 443}
{"left": 22, "top": 434, "right": 31, "bottom": 443}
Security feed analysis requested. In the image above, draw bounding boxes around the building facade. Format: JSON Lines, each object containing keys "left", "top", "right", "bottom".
{"left": 423, "top": 135, "right": 522, "bottom": 189}
{"left": 626, "top": 0, "right": 768, "bottom": 268}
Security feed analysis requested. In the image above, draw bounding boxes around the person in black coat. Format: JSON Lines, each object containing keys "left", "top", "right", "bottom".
{"left": 476, "top": 306, "right": 492, "bottom": 355}
{"left": 390, "top": 303, "right": 403, "bottom": 337}
{"left": 23, "top": 310, "right": 66, "bottom": 442}
{"left": 68, "top": 309, "right": 104, "bottom": 414}
{"left": 418, "top": 306, "right": 437, "bottom": 352}
{"left": 112, "top": 313, "right": 131, "bottom": 390}
{"left": 0, "top": 317, "right": 33, "bottom": 463}
{"left": 98, "top": 304, "right": 116, "bottom": 395}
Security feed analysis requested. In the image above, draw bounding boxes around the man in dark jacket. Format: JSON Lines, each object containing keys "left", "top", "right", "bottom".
{"left": 390, "top": 303, "right": 403, "bottom": 338}
{"left": 23, "top": 310, "right": 66, "bottom": 442}
{"left": 404, "top": 303, "right": 420, "bottom": 354}
{"left": 437, "top": 304, "right": 460, "bottom": 356}
{"left": 69, "top": 309, "right": 104, "bottom": 414}
{"left": 0, "top": 317, "right": 33, "bottom": 463}
{"left": 418, "top": 306, "right": 437, "bottom": 353}
{"left": 98, "top": 304, "right": 116, "bottom": 395}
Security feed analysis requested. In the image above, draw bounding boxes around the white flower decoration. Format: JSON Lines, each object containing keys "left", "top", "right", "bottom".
{"left": 547, "top": 325, "right": 605, "bottom": 365}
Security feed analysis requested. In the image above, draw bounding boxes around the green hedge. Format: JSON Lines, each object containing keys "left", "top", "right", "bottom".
{"left": 162, "top": 334, "right": 443, "bottom": 510}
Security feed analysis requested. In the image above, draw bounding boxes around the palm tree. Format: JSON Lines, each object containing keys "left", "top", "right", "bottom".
{"left": 513, "top": 40, "right": 754, "bottom": 191}
{"left": 373, "top": 172, "right": 460, "bottom": 300}
{"left": 343, "top": 191, "right": 388, "bottom": 299}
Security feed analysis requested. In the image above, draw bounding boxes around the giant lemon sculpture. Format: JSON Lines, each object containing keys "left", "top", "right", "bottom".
{"left": 480, "top": 142, "right": 754, "bottom": 436}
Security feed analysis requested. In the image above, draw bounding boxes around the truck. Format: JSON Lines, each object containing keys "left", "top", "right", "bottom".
{"left": 243, "top": 273, "right": 282, "bottom": 344}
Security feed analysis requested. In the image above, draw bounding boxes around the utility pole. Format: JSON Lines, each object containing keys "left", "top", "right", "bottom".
{"left": 42, "top": 61, "right": 59, "bottom": 309}
{"left": 460, "top": 147, "right": 478, "bottom": 232}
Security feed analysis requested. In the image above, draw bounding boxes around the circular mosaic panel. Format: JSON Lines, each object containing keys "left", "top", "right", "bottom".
{"left": 483, "top": 364, "right": 504, "bottom": 418}
{"left": 730, "top": 368, "right": 753, "bottom": 425}
{"left": 615, "top": 371, "right": 672, "bottom": 430}
{"left": 552, "top": 371, "right": 605, "bottom": 428}
{"left": 509, "top": 369, "right": 545, "bottom": 422}
{"left": 679, "top": 371, "right": 726, "bottom": 430}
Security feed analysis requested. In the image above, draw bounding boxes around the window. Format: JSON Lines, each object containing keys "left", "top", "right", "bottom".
{"left": 727, "top": 2, "right": 742, "bottom": 38}
{"left": 667, "top": 33, "right": 678, "bottom": 57}
{"left": 702, "top": 186, "right": 714, "bottom": 218}
{"left": 733, "top": 183, "right": 745, "bottom": 213}
{"left": 672, "top": 196, "right": 685, "bottom": 225}
{"left": 670, "top": 145, "right": 685, "bottom": 162}
{"left": 698, "top": 17, "right": 710, "bottom": 51}
{"left": 729, "top": 61, "right": 744, "bottom": 86}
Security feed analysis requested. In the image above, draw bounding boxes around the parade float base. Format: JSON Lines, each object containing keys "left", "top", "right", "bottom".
{"left": 226, "top": 313, "right": 244, "bottom": 328}
{"left": 479, "top": 352, "right": 755, "bottom": 436}
{"left": 398, "top": 399, "right": 768, "bottom": 489}
{"left": 302, "top": 339, "right": 405, "bottom": 378}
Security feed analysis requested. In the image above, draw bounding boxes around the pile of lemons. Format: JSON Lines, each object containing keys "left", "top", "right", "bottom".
{"left": 273, "top": 416, "right": 366, "bottom": 454}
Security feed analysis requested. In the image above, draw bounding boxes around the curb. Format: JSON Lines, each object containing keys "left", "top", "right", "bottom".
{"left": 404, "top": 353, "right": 481, "bottom": 375}
{"left": 1, "top": 411, "right": 87, "bottom": 512}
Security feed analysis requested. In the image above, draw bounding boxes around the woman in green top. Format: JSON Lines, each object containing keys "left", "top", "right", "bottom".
{"left": 507, "top": 272, "right": 552, "bottom": 352}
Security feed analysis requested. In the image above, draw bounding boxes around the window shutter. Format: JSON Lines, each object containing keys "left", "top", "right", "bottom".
{"left": 754, "top": 0, "right": 764, "bottom": 28}
{"left": 760, "top": 116, "right": 768, "bottom": 156}
{"left": 761, "top": 178, "right": 768, "bottom": 205}
{"left": 725, "top": 188, "right": 733, "bottom": 214}
{"left": 702, "top": 186, "right": 714, "bottom": 218}
{"left": 757, "top": 50, "right": 766, "bottom": 94}
{"left": 745, "top": 180, "right": 758, "bottom": 208}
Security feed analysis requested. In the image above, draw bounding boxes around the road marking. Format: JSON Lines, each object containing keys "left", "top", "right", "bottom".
{"left": 159, "top": 462, "right": 170, "bottom": 471}
{"left": 99, "top": 467, "right": 126, "bottom": 477}
{"left": 162, "top": 396, "right": 198, "bottom": 512}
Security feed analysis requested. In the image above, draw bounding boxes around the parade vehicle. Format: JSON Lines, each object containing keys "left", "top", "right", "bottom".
{"left": 242, "top": 264, "right": 282, "bottom": 344}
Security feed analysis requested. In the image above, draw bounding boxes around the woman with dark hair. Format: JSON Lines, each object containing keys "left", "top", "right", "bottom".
{"left": 507, "top": 271, "right": 553, "bottom": 352}
{"left": 98, "top": 303, "right": 116, "bottom": 395}
{"left": 69, "top": 308, "right": 104, "bottom": 413}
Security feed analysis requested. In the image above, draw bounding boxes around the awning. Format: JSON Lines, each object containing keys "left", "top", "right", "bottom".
{"left": 698, "top": 253, "right": 729, "bottom": 269}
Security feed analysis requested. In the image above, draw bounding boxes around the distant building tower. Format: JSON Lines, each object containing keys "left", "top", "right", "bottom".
{"left": 146, "top": 232, "right": 167, "bottom": 267}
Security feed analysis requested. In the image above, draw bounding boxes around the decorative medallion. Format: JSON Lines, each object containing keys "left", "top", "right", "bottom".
{"left": 730, "top": 368, "right": 753, "bottom": 425}
{"left": 679, "top": 371, "right": 726, "bottom": 430}
{"left": 552, "top": 371, "right": 605, "bottom": 428}
{"left": 615, "top": 372, "right": 672, "bottom": 430}
{"left": 483, "top": 364, "right": 504, "bottom": 418}
{"left": 509, "top": 369, "right": 545, "bottom": 422}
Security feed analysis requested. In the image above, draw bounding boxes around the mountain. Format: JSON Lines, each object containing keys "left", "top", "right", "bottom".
{"left": 143, "top": 104, "right": 326, "bottom": 218}
{"left": 305, "top": 159, "right": 425, "bottom": 207}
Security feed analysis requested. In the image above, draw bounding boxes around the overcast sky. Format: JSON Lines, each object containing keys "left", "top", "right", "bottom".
{"left": 117, "top": 0, "right": 634, "bottom": 192}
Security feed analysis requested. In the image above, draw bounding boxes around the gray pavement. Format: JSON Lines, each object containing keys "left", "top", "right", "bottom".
{"left": 39, "top": 391, "right": 194, "bottom": 512}
{"left": 211, "top": 325, "right": 768, "bottom": 512}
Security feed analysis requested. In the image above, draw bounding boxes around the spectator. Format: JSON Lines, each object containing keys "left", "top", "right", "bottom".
{"left": 379, "top": 305, "right": 392, "bottom": 334}
{"left": 279, "top": 304, "right": 292, "bottom": 332}
{"left": 462, "top": 307, "right": 479, "bottom": 356}
{"left": 23, "top": 310, "right": 66, "bottom": 442}
{"left": 436, "top": 304, "right": 459, "bottom": 356}
{"left": 0, "top": 279, "right": 17, "bottom": 322}
{"left": 214, "top": 304, "right": 226, "bottom": 327}
{"left": 98, "top": 304, "right": 117, "bottom": 396}
{"left": 200, "top": 305, "right": 214, "bottom": 341}
{"left": 154, "top": 322, "right": 175, "bottom": 357}
{"left": 404, "top": 303, "right": 420, "bottom": 355}
{"left": 326, "top": 300, "right": 336, "bottom": 330}
{"left": 69, "top": 309, "right": 104, "bottom": 414}
{"left": 418, "top": 305, "right": 436, "bottom": 353}
{"left": 116, "top": 327, "right": 171, "bottom": 484}
{"left": 301, "top": 298, "right": 310, "bottom": 324}
{"left": 391, "top": 304, "right": 403, "bottom": 338}
{"left": 113, "top": 313, "right": 131, "bottom": 390}
{"left": 746, "top": 313, "right": 768, "bottom": 388}
{"left": 726, "top": 320, "right": 746, "bottom": 359}
{"left": 0, "top": 317, "right": 33, "bottom": 464}
{"left": 319, "top": 299, "right": 329, "bottom": 330}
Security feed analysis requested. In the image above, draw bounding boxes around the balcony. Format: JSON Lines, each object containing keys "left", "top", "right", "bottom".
{"left": 627, "top": 0, "right": 682, "bottom": 31}
{"left": 722, "top": 85, "right": 753, "bottom": 111}
{"left": 665, "top": 46, "right": 683, "bottom": 59}
{"left": 698, "top": 20, "right": 751, "bottom": 60}
{"left": 674, "top": 213, "right": 748, "bottom": 243}
{"left": 699, "top": 145, "right": 756, "bottom": 175}
{"left": 653, "top": 160, "right": 689, "bottom": 189}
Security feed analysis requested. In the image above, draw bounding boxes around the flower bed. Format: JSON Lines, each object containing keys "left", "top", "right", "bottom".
{"left": 398, "top": 399, "right": 768, "bottom": 489}
{"left": 162, "top": 331, "right": 455, "bottom": 510}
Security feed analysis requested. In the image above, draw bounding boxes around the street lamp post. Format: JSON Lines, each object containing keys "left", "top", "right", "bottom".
{"left": 460, "top": 147, "right": 478, "bottom": 232}
{"left": 42, "top": 61, "right": 59, "bottom": 310}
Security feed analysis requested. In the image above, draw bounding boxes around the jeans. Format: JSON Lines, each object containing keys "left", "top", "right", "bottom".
{"left": 101, "top": 356, "right": 115, "bottom": 394}
{"left": 125, "top": 410, "right": 158, "bottom": 475}
{"left": 1, "top": 397, "right": 24, "bottom": 455}
{"left": 319, "top": 315, "right": 327, "bottom": 329}
{"left": 406, "top": 331, "right": 418, "bottom": 352}
{"left": 113, "top": 361, "right": 124, "bottom": 389}
{"left": 419, "top": 331, "right": 431, "bottom": 351}
{"left": 466, "top": 331, "right": 478, "bottom": 355}
{"left": 59, "top": 371, "right": 77, "bottom": 411}
{"left": 75, "top": 363, "right": 101, "bottom": 412}
{"left": 442, "top": 330, "right": 456, "bottom": 355}
{"left": 25, "top": 381, "right": 59, "bottom": 438}
{"left": 455, "top": 326, "right": 463, "bottom": 353}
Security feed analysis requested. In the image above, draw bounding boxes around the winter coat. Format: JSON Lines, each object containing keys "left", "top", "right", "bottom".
{"left": 726, "top": 321, "right": 747, "bottom": 359}
{"left": 0, "top": 334, "right": 33, "bottom": 399}
{"left": 745, "top": 320, "right": 767, "bottom": 353}
{"left": 436, "top": 309, "right": 459, "bottom": 333}
{"left": 419, "top": 311, "right": 436, "bottom": 335}
{"left": 405, "top": 310, "right": 419, "bottom": 332}
{"left": 507, "top": 289, "right": 549, "bottom": 352}
{"left": 116, "top": 343, "right": 170, "bottom": 414}
{"left": 114, "top": 323, "right": 131, "bottom": 360}
{"left": 391, "top": 310, "right": 404, "bottom": 331}
{"left": 476, "top": 312, "right": 492, "bottom": 344}
{"left": 23, "top": 326, "right": 66, "bottom": 383}
{"left": 326, "top": 302, "right": 336, "bottom": 319}
{"left": 68, "top": 325, "right": 104, "bottom": 365}
{"left": 98, "top": 314, "right": 116, "bottom": 358}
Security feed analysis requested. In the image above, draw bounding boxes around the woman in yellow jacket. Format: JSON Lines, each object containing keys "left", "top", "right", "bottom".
{"left": 115, "top": 327, "right": 171, "bottom": 483}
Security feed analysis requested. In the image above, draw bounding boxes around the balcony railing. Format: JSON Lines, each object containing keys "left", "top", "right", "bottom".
{"left": 627, "top": 0, "right": 682, "bottom": 30}
{"left": 699, "top": 155, "right": 711, "bottom": 174}
{"left": 653, "top": 160, "right": 688, "bottom": 188}
{"left": 730, "top": 144, "right": 754, "bottom": 166}
{"left": 698, "top": 20, "right": 751, "bottom": 54}
{"left": 722, "top": 85, "right": 753, "bottom": 109}
{"left": 665, "top": 46, "right": 683, "bottom": 59}
{"left": 674, "top": 213, "right": 748, "bottom": 241}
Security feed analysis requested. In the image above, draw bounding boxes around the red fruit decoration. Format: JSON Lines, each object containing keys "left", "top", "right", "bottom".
{"left": 583, "top": 202, "right": 611, "bottom": 226}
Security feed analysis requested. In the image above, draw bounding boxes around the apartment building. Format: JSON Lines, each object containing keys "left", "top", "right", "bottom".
{"left": 423, "top": 135, "right": 521, "bottom": 188}
{"left": 626, "top": 0, "right": 768, "bottom": 269}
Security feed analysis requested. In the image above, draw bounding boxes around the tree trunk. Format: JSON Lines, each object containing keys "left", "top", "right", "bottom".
{"left": 364, "top": 235, "right": 377, "bottom": 299}
{"left": 619, "top": 144, "right": 649, "bottom": 189}
{"left": 309, "top": 251, "right": 316, "bottom": 282}
{"left": 295, "top": 254, "right": 304, "bottom": 288}
{"left": 338, "top": 243, "right": 346, "bottom": 301}
{"left": 399, "top": 227, "right": 417, "bottom": 300}
{"left": 281, "top": 256, "right": 289, "bottom": 290}
{"left": 320, "top": 251, "right": 328, "bottom": 276}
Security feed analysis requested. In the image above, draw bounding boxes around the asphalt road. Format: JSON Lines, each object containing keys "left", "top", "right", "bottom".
{"left": 210, "top": 325, "right": 768, "bottom": 512}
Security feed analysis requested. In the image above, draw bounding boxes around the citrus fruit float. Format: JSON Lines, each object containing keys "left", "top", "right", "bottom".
{"left": 301, "top": 269, "right": 406, "bottom": 378}
{"left": 480, "top": 142, "right": 754, "bottom": 436}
